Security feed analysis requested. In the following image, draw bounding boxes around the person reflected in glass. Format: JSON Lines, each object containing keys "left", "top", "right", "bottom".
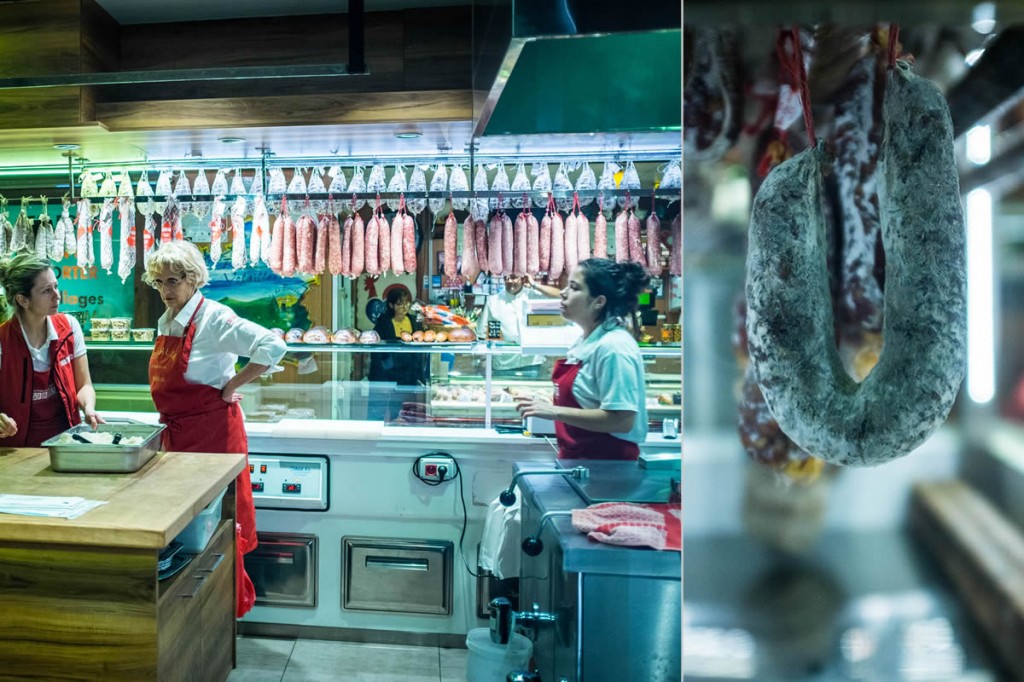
{"left": 143, "top": 240, "right": 286, "bottom": 618}
{"left": 514, "top": 259, "right": 649, "bottom": 460}
{"left": 0, "top": 254, "right": 104, "bottom": 447}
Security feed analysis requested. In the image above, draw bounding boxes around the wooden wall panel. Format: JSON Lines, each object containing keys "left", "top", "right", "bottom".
{"left": 402, "top": 7, "right": 471, "bottom": 90}
{"left": 0, "top": 0, "right": 81, "bottom": 77}
{"left": 96, "top": 89, "right": 472, "bottom": 131}
{"left": 81, "top": 0, "right": 120, "bottom": 73}
{"left": 0, "top": 87, "right": 89, "bottom": 129}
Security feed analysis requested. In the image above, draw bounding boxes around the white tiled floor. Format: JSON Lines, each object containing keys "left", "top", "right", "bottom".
{"left": 227, "top": 637, "right": 469, "bottom": 682}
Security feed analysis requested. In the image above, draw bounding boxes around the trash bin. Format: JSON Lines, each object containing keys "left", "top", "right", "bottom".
{"left": 465, "top": 627, "right": 532, "bottom": 682}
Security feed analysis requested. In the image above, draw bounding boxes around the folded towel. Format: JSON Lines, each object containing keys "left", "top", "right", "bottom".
{"left": 479, "top": 493, "right": 522, "bottom": 580}
{"left": 572, "top": 502, "right": 681, "bottom": 551}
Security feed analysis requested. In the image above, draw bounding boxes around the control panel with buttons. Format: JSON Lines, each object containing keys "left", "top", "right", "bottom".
{"left": 248, "top": 455, "right": 328, "bottom": 510}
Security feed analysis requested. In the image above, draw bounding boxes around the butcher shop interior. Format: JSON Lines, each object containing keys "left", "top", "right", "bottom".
{"left": 684, "top": 2, "right": 1024, "bottom": 681}
{"left": 0, "top": 1, "right": 681, "bottom": 681}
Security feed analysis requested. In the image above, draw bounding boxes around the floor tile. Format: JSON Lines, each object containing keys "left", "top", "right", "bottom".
{"left": 440, "top": 646, "right": 469, "bottom": 682}
{"left": 227, "top": 636, "right": 295, "bottom": 681}
{"left": 281, "top": 640, "right": 441, "bottom": 682}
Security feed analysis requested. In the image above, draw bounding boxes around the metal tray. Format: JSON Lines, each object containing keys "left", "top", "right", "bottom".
{"left": 42, "top": 423, "right": 166, "bottom": 473}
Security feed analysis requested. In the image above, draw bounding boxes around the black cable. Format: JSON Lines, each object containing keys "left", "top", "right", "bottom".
{"left": 410, "top": 452, "right": 480, "bottom": 578}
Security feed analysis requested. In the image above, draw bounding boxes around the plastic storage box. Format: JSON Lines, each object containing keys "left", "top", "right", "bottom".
{"left": 175, "top": 488, "right": 226, "bottom": 553}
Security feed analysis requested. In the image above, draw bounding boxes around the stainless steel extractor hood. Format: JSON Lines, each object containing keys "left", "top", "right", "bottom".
{"left": 471, "top": 0, "right": 682, "bottom": 137}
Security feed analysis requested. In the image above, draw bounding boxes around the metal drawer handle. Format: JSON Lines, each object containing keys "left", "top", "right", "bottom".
{"left": 249, "top": 552, "right": 296, "bottom": 565}
{"left": 199, "top": 552, "right": 225, "bottom": 573}
{"left": 181, "top": 575, "right": 207, "bottom": 599}
{"left": 365, "top": 557, "right": 429, "bottom": 571}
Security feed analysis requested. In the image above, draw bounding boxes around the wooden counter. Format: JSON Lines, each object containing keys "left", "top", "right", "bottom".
{"left": 0, "top": 448, "right": 245, "bottom": 681}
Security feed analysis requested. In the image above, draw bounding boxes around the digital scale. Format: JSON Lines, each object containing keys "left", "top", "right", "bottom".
{"left": 518, "top": 299, "right": 582, "bottom": 355}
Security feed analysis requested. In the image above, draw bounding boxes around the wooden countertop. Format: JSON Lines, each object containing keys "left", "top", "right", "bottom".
{"left": 0, "top": 448, "right": 244, "bottom": 550}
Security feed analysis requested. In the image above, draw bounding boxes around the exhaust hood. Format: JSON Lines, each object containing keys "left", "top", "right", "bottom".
{"left": 471, "top": 0, "right": 682, "bottom": 138}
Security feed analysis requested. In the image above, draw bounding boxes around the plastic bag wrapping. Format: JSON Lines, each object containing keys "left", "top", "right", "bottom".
{"left": 327, "top": 166, "right": 347, "bottom": 195}
{"left": 10, "top": 200, "right": 30, "bottom": 253}
{"left": 160, "top": 195, "right": 183, "bottom": 245}
{"left": 117, "top": 199, "right": 136, "bottom": 283}
{"left": 249, "top": 193, "right": 271, "bottom": 266}
{"left": 553, "top": 162, "right": 574, "bottom": 211}
{"left": 34, "top": 205, "right": 53, "bottom": 262}
{"left": 231, "top": 196, "right": 247, "bottom": 270}
{"left": 471, "top": 165, "right": 489, "bottom": 221}
{"left": 575, "top": 163, "right": 597, "bottom": 206}
{"left": 230, "top": 169, "right": 247, "bottom": 196}
{"left": 449, "top": 164, "right": 469, "bottom": 210}
{"left": 135, "top": 171, "right": 154, "bottom": 215}
{"left": 142, "top": 212, "right": 157, "bottom": 264}
{"left": 266, "top": 169, "right": 287, "bottom": 211}
{"left": 287, "top": 167, "right": 308, "bottom": 196}
{"left": 307, "top": 167, "right": 328, "bottom": 214}
{"left": 386, "top": 164, "right": 407, "bottom": 212}
{"left": 53, "top": 199, "right": 75, "bottom": 259}
{"left": 489, "top": 164, "right": 510, "bottom": 210}
{"left": 117, "top": 170, "right": 134, "bottom": 199}
{"left": 531, "top": 162, "right": 553, "bottom": 208}
{"left": 172, "top": 171, "right": 192, "bottom": 215}
{"left": 249, "top": 171, "right": 264, "bottom": 196}
{"left": 406, "top": 164, "right": 428, "bottom": 215}
{"left": 191, "top": 170, "right": 212, "bottom": 219}
{"left": 0, "top": 199, "right": 9, "bottom": 255}
{"left": 428, "top": 163, "right": 449, "bottom": 215}
{"left": 660, "top": 159, "right": 682, "bottom": 190}
{"left": 75, "top": 198, "right": 93, "bottom": 268}
{"left": 347, "top": 167, "right": 367, "bottom": 210}
{"left": 153, "top": 170, "right": 173, "bottom": 215}
{"left": 367, "top": 164, "right": 387, "bottom": 195}
{"left": 209, "top": 195, "right": 227, "bottom": 265}
{"left": 597, "top": 161, "right": 620, "bottom": 216}
{"left": 79, "top": 171, "right": 99, "bottom": 199}
{"left": 618, "top": 161, "right": 641, "bottom": 209}
{"left": 99, "top": 173, "right": 118, "bottom": 198}
{"left": 510, "top": 163, "right": 531, "bottom": 208}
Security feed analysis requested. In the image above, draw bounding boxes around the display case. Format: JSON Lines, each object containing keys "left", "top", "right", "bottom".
{"left": 86, "top": 341, "right": 681, "bottom": 430}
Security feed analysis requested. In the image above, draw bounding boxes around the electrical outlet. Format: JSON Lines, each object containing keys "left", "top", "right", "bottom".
{"left": 417, "top": 454, "right": 455, "bottom": 482}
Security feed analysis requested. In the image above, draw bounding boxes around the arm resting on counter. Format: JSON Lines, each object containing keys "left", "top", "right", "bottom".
{"left": 73, "top": 355, "right": 103, "bottom": 428}
{"left": 515, "top": 396, "right": 636, "bottom": 434}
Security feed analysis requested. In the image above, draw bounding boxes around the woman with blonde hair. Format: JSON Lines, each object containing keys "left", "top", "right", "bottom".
{"left": 144, "top": 240, "right": 286, "bottom": 617}
{"left": 0, "top": 253, "right": 103, "bottom": 446}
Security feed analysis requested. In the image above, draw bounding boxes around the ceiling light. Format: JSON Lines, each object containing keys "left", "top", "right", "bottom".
{"left": 972, "top": 2, "right": 996, "bottom": 34}
{"left": 218, "top": 136, "right": 246, "bottom": 144}
{"left": 394, "top": 126, "right": 423, "bottom": 140}
{"left": 52, "top": 143, "right": 80, "bottom": 151}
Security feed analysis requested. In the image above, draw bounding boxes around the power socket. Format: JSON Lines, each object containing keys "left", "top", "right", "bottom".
{"left": 417, "top": 454, "right": 455, "bottom": 482}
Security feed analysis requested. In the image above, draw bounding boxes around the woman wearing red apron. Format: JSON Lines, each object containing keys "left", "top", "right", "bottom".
{"left": 0, "top": 254, "right": 103, "bottom": 446}
{"left": 516, "top": 259, "right": 650, "bottom": 460}
{"left": 144, "top": 241, "right": 286, "bottom": 618}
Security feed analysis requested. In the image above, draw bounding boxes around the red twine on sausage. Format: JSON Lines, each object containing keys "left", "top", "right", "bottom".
{"left": 783, "top": 26, "right": 816, "bottom": 148}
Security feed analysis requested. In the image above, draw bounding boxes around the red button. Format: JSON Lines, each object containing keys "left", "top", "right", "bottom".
{"left": 260, "top": 464, "right": 268, "bottom": 474}
{"left": 249, "top": 464, "right": 254, "bottom": 473}
{"left": 425, "top": 464, "right": 437, "bottom": 476}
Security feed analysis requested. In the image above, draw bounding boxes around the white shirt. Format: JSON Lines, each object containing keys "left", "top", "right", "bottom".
{"left": 157, "top": 291, "right": 287, "bottom": 389}
{"left": 565, "top": 322, "right": 648, "bottom": 445}
{"left": 20, "top": 314, "right": 87, "bottom": 372}
{"left": 476, "top": 289, "right": 545, "bottom": 371}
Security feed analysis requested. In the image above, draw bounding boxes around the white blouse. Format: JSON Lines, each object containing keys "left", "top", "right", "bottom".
{"left": 156, "top": 291, "right": 287, "bottom": 389}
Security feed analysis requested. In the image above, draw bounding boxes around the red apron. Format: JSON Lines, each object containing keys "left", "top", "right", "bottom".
{"left": 149, "top": 297, "right": 258, "bottom": 617}
{"left": 23, "top": 369, "right": 71, "bottom": 448}
{"left": 552, "top": 359, "right": 640, "bottom": 461}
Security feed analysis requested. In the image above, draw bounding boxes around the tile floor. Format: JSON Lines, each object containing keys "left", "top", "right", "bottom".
{"left": 227, "top": 636, "right": 469, "bottom": 682}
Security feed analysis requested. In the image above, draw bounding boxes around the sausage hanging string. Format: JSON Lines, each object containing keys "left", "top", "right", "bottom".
{"left": 777, "top": 26, "right": 816, "bottom": 148}
{"left": 887, "top": 23, "right": 900, "bottom": 68}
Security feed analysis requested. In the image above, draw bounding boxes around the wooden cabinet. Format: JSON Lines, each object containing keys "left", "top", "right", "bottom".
{"left": 157, "top": 520, "right": 235, "bottom": 682}
{"left": 0, "top": 449, "right": 244, "bottom": 681}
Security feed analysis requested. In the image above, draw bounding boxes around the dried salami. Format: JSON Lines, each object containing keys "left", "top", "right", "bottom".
{"left": 402, "top": 213, "right": 417, "bottom": 273}
{"left": 745, "top": 62, "right": 966, "bottom": 466}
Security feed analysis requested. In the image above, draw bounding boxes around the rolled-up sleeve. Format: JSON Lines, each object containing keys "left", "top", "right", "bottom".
{"left": 209, "top": 312, "right": 287, "bottom": 369}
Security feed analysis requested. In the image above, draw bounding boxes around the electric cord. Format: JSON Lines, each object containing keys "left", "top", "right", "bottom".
{"left": 411, "top": 452, "right": 480, "bottom": 578}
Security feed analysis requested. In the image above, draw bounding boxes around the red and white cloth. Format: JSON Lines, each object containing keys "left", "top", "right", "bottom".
{"left": 572, "top": 502, "right": 681, "bottom": 551}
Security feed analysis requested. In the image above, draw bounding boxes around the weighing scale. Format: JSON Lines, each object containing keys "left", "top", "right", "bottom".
{"left": 518, "top": 299, "right": 582, "bottom": 355}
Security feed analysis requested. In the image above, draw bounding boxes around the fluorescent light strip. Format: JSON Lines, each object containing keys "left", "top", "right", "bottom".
{"left": 966, "top": 188, "right": 995, "bottom": 404}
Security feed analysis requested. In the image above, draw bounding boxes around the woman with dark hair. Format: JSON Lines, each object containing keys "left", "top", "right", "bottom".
{"left": 369, "top": 288, "right": 429, "bottom": 418}
{"left": 0, "top": 253, "right": 103, "bottom": 446}
{"left": 515, "top": 258, "right": 650, "bottom": 460}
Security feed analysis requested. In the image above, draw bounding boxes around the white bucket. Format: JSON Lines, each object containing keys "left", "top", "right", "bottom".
{"left": 465, "top": 627, "right": 532, "bottom": 682}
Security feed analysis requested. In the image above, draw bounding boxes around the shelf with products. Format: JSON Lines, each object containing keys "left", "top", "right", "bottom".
{"left": 86, "top": 342, "right": 680, "bottom": 429}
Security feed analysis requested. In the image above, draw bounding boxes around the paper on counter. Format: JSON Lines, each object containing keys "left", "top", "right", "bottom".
{"left": 0, "top": 494, "right": 108, "bottom": 520}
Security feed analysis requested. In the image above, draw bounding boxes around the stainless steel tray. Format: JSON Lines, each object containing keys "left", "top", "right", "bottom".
{"left": 42, "top": 423, "right": 167, "bottom": 473}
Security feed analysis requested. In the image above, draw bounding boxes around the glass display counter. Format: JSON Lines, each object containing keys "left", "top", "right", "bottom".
{"left": 86, "top": 341, "right": 681, "bottom": 429}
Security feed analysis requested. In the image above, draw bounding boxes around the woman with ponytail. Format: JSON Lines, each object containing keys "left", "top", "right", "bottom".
{"left": 515, "top": 258, "right": 650, "bottom": 460}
